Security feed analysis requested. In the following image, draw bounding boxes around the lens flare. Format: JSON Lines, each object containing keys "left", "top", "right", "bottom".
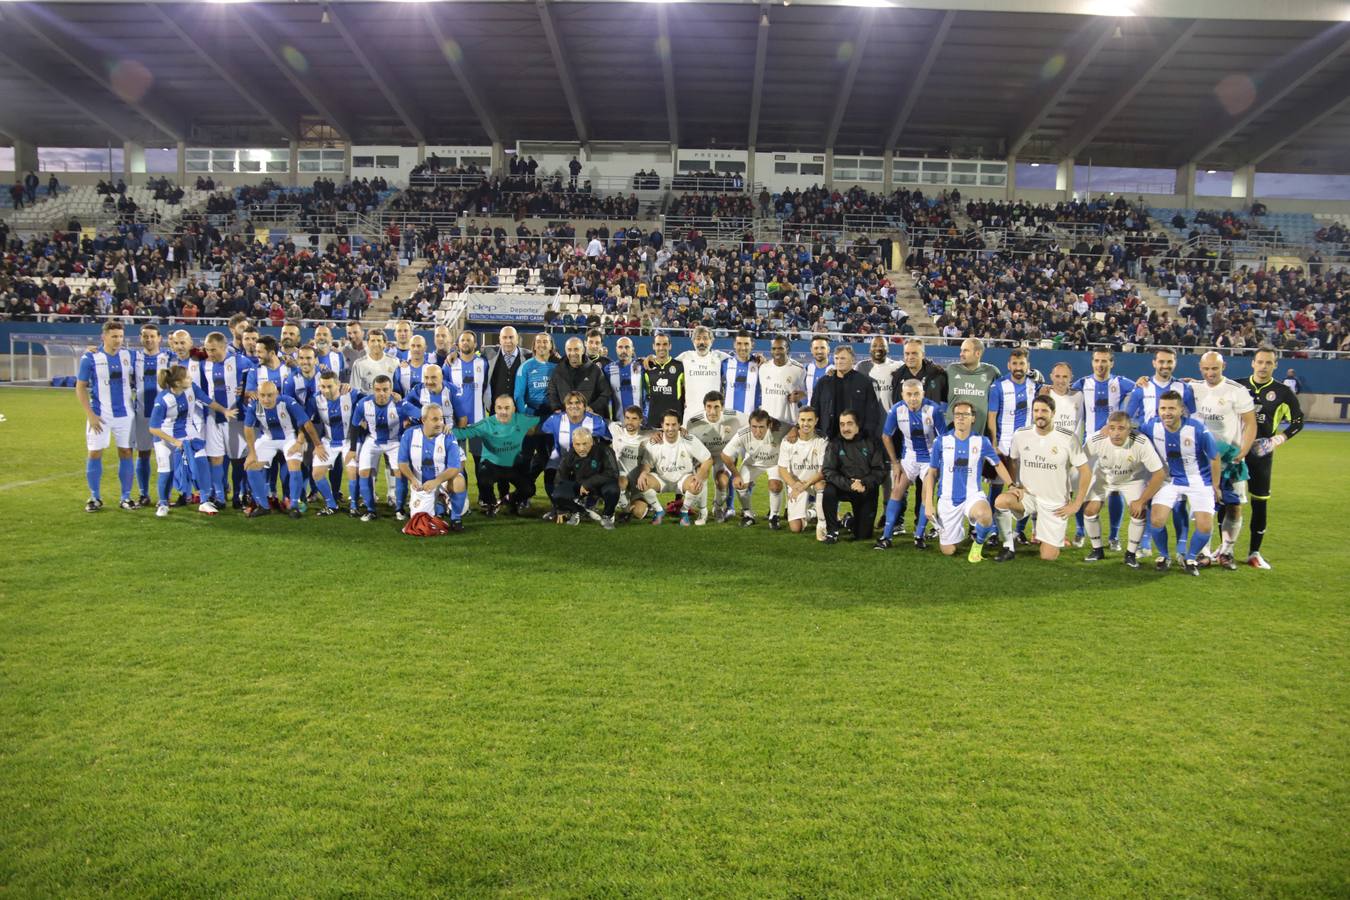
{"left": 1214, "top": 74, "right": 1257, "bottom": 116}
{"left": 836, "top": 41, "right": 854, "bottom": 63}
{"left": 1041, "top": 53, "right": 1066, "bottom": 81}
{"left": 282, "top": 45, "right": 308, "bottom": 73}
{"left": 109, "top": 59, "right": 154, "bottom": 103}
{"left": 440, "top": 38, "right": 463, "bottom": 64}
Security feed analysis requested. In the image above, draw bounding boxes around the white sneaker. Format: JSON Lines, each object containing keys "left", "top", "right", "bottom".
{"left": 156, "top": 505, "right": 170, "bottom": 518}
{"left": 1136, "top": 546, "right": 1153, "bottom": 559}
{"left": 1247, "top": 552, "right": 1272, "bottom": 570}
{"left": 197, "top": 501, "right": 219, "bottom": 516}
{"left": 1072, "top": 535, "right": 1086, "bottom": 548}
{"left": 695, "top": 510, "right": 708, "bottom": 526}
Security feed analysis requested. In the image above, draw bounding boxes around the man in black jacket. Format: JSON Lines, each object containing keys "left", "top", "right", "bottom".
{"left": 889, "top": 338, "right": 948, "bottom": 405}
{"left": 484, "top": 325, "right": 525, "bottom": 402}
{"left": 546, "top": 337, "right": 611, "bottom": 415}
{"left": 552, "top": 428, "right": 620, "bottom": 529}
{"left": 811, "top": 345, "right": 880, "bottom": 439}
{"left": 820, "top": 411, "right": 886, "bottom": 543}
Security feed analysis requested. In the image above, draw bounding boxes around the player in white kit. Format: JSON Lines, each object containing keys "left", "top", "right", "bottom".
{"left": 686, "top": 391, "right": 746, "bottom": 521}
{"left": 1045, "top": 362, "right": 1087, "bottom": 546}
{"left": 675, "top": 326, "right": 728, "bottom": 426}
{"left": 759, "top": 337, "right": 807, "bottom": 431}
{"left": 994, "top": 395, "right": 1091, "bottom": 562}
{"left": 609, "top": 406, "right": 649, "bottom": 518}
{"left": 637, "top": 411, "right": 714, "bottom": 526}
{"left": 1191, "top": 351, "right": 1256, "bottom": 569}
{"left": 1081, "top": 411, "right": 1168, "bottom": 568}
{"left": 776, "top": 407, "right": 828, "bottom": 536}
{"left": 720, "top": 410, "right": 782, "bottom": 527}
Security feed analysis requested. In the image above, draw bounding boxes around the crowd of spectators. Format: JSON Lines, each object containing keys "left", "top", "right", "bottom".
{"left": 1314, "top": 221, "right": 1347, "bottom": 244}
{"left": 389, "top": 176, "right": 640, "bottom": 220}
{"left": 671, "top": 171, "right": 744, "bottom": 192}
{"left": 665, "top": 193, "right": 755, "bottom": 220}
{"left": 771, "top": 186, "right": 956, "bottom": 233}
{"left": 965, "top": 197, "right": 1149, "bottom": 235}
{"left": 1168, "top": 208, "right": 1257, "bottom": 241}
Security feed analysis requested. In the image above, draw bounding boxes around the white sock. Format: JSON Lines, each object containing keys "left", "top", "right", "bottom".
{"left": 641, "top": 489, "right": 660, "bottom": 511}
{"left": 768, "top": 489, "right": 783, "bottom": 517}
{"left": 998, "top": 509, "right": 1016, "bottom": 549}
{"left": 714, "top": 486, "right": 726, "bottom": 509}
{"left": 1127, "top": 517, "right": 1145, "bottom": 553}
{"left": 1084, "top": 514, "right": 1103, "bottom": 549}
{"left": 737, "top": 488, "right": 753, "bottom": 513}
{"left": 1220, "top": 513, "right": 1242, "bottom": 554}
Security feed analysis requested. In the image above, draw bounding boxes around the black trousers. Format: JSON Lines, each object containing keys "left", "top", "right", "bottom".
{"left": 477, "top": 458, "right": 536, "bottom": 504}
{"left": 553, "top": 479, "right": 619, "bottom": 516}
{"left": 822, "top": 483, "right": 878, "bottom": 539}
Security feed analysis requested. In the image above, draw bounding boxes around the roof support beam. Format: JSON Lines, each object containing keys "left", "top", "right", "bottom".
{"left": 233, "top": 6, "right": 355, "bottom": 142}
{"left": 823, "top": 9, "right": 875, "bottom": 149}
{"left": 327, "top": 5, "right": 425, "bottom": 145}
{"left": 420, "top": 7, "right": 501, "bottom": 145}
{"left": 1235, "top": 79, "right": 1350, "bottom": 168}
{"left": 1007, "top": 16, "right": 1116, "bottom": 157}
{"left": 0, "top": 46, "right": 135, "bottom": 145}
{"left": 5, "top": 2, "right": 185, "bottom": 143}
{"left": 1170, "top": 21, "right": 1350, "bottom": 167}
{"left": 146, "top": 3, "right": 298, "bottom": 142}
{"left": 885, "top": 10, "right": 954, "bottom": 151}
{"left": 656, "top": 5, "right": 679, "bottom": 146}
{"left": 747, "top": 3, "right": 771, "bottom": 148}
{"left": 536, "top": 0, "right": 589, "bottom": 145}
{"left": 1055, "top": 19, "right": 1199, "bottom": 160}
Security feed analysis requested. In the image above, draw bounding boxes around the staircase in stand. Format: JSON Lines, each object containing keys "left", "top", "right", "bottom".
{"left": 366, "top": 258, "right": 429, "bottom": 323}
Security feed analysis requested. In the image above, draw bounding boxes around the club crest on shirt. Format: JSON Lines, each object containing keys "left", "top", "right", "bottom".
{"left": 1183, "top": 438, "right": 1193, "bottom": 448}
{"left": 1265, "top": 391, "right": 1276, "bottom": 401}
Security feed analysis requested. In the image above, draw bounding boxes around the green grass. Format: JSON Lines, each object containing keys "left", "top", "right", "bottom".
{"left": 1, "top": 386, "right": 1347, "bottom": 897}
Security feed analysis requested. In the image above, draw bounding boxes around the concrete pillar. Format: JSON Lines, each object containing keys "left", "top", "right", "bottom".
{"left": 882, "top": 149, "right": 894, "bottom": 193}
{"left": 416, "top": 142, "right": 427, "bottom": 164}
{"left": 342, "top": 142, "right": 352, "bottom": 182}
{"left": 1174, "top": 163, "right": 1196, "bottom": 208}
{"left": 824, "top": 147, "right": 834, "bottom": 188}
{"left": 13, "top": 139, "right": 39, "bottom": 174}
{"left": 490, "top": 141, "right": 505, "bottom": 177}
{"left": 123, "top": 142, "right": 146, "bottom": 184}
{"left": 746, "top": 146, "right": 756, "bottom": 191}
{"left": 1231, "top": 164, "right": 1255, "bottom": 206}
{"left": 1005, "top": 154, "right": 1016, "bottom": 202}
{"left": 1055, "top": 157, "right": 1074, "bottom": 199}
{"left": 176, "top": 141, "right": 186, "bottom": 185}
{"left": 670, "top": 144, "right": 679, "bottom": 179}
{"left": 287, "top": 140, "right": 299, "bottom": 188}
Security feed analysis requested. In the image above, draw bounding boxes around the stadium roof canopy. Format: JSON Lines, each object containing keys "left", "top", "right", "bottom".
{"left": 0, "top": 0, "right": 1347, "bottom": 173}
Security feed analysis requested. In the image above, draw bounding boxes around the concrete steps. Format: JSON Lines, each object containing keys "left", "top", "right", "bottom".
{"left": 367, "top": 258, "right": 429, "bottom": 322}
{"left": 890, "top": 270, "right": 940, "bottom": 336}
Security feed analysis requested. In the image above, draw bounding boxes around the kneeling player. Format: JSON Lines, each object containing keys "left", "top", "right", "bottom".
{"left": 720, "top": 409, "right": 782, "bottom": 526}
{"left": 1142, "top": 391, "right": 1222, "bottom": 576}
{"left": 993, "top": 396, "right": 1091, "bottom": 562}
{"left": 243, "top": 381, "right": 325, "bottom": 519}
{"left": 398, "top": 403, "right": 467, "bottom": 530}
{"left": 637, "top": 411, "right": 713, "bottom": 526}
{"left": 923, "top": 401, "right": 1013, "bottom": 561}
{"left": 1081, "top": 411, "right": 1167, "bottom": 567}
{"left": 776, "top": 407, "right": 827, "bottom": 535}
{"left": 610, "top": 406, "right": 648, "bottom": 519}
{"left": 554, "top": 428, "right": 621, "bottom": 528}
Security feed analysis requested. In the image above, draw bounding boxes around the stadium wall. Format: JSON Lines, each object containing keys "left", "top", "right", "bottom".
{"left": 4, "top": 322, "right": 1346, "bottom": 423}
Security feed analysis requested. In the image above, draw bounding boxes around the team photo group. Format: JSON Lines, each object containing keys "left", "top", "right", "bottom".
{"left": 75, "top": 314, "right": 1302, "bottom": 572}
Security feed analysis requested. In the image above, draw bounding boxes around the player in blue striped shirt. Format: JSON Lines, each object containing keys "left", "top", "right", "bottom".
{"left": 311, "top": 370, "right": 355, "bottom": 516}
{"left": 76, "top": 320, "right": 138, "bottom": 511}
{"left": 351, "top": 374, "right": 408, "bottom": 522}
{"left": 923, "top": 400, "right": 1013, "bottom": 562}
{"left": 398, "top": 403, "right": 468, "bottom": 529}
{"left": 132, "top": 323, "right": 172, "bottom": 506}
{"left": 242, "top": 381, "right": 324, "bottom": 519}
{"left": 1141, "top": 391, "right": 1222, "bottom": 576}
{"left": 1073, "top": 349, "right": 1136, "bottom": 549}
{"left": 148, "top": 365, "right": 236, "bottom": 517}
{"left": 877, "top": 379, "right": 945, "bottom": 549}
{"left": 604, "top": 337, "right": 644, "bottom": 420}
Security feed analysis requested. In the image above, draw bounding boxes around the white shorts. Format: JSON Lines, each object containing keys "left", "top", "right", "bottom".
{"left": 86, "top": 414, "right": 133, "bottom": 452}
{"left": 1021, "top": 492, "right": 1069, "bottom": 547}
{"left": 1152, "top": 481, "right": 1217, "bottom": 515}
{"left": 313, "top": 441, "right": 349, "bottom": 470}
{"left": 133, "top": 412, "right": 154, "bottom": 452}
{"left": 203, "top": 417, "right": 247, "bottom": 459}
{"left": 644, "top": 472, "right": 684, "bottom": 494}
{"left": 735, "top": 464, "right": 778, "bottom": 487}
{"left": 409, "top": 487, "right": 441, "bottom": 516}
{"left": 786, "top": 486, "right": 820, "bottom": 522}
{"left": 253, "top": 436, "right": 306, "bottom": 467}
{"left": 1085, "top": 477, "right": 1145, "bottom": 505}
{"left": 154, "top": 438, "right": 204, "bottom": 471}
{"left": 899, "top": 457, "right": 931, "bottom": 484}
{"left": 358, "top": 438, "right": 400, "bottom": 472}
{"left": 936, "top": 494, "right": 988, "bottom": 546}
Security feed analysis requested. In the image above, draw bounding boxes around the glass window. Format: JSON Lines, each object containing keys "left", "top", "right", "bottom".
{"left": 714, "top": 160, "right": 745, "bottom": 173}
{"left": 800, "top": 163, "right": 823, "bottom": 176}
{"left": 376, "top": 155, "right": 400, "bottom": 168}
{"left": 352, "top": 155, "right": 375, "bottom": 168}
{"left": 774, "top": 162, "right": 798, "bottom": 174}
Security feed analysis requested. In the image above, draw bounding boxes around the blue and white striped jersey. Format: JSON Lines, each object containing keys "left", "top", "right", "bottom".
{"left": 245, "top": 362, "right": 292, "bottom": 395}
{"left": 540, "top": 411, "right": 609, "bottom": 464}
{"left": 720, "top": 357, "right": 763, "bottom": 416}
{"left": 77, "top": 348, "right": 136, "bottom": 418}
{"left": 883, "top": 398, "right": 945, "bottom": 465}
{"left": 399, "top": 385, "right": 460, "bottom": 424}
{"left": 1073, "top": 374, "right": 1135, "bottom": 433}
{"left": 931, "top": 432, "right": 1000, "bottom": 506}
{"left": 988, "top": 375, "right": 1041, "bottom": 453}
{"left": 1141, "top": 416, "right": 1218, "bottom": 487}
{"left": 133, "top": 349, "right": 172, "bottom": 417}
{"left": 313, "top": 392, "right": 354, "bottom": 445}
{"left": 351, "top": 396, "right": 405, "bottom": 444}
{"left": 244, "top": 396, "right": 310, "bottom": 442}
{"left": 604, "top": 360, "right": 645, "bottom": 420}
{"left": 443, "top": 355, "right": 488, "bottom": 424}
{"left": 399, "top": 427, "right": 465, "bottom": 481}
{"left": 1126, "top": 378, "right": 1195, "bottom": 423}
{"left": 148, "top": 384, "right": 214, "bottom": 442}
{"left": 198, "top": 353, "right": 254, "bottom": 424}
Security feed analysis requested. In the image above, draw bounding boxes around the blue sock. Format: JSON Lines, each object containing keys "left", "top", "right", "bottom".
{"left": 450, "top": 489, "right": 467, "bottom": 520}
{"left": 289, "top": 469, "right": 305, "bottom": 507}
{"left": 1153, "top": 525, "right": 1171, "bottom": 558}
{"left": 157, "top": 471, "right": 172, "bottom": 506}
{"left": 315, "top": 475, "right": 337, "bottom": 509}
{"left": 193, "top": 454, "right": 213, "bottom": 503}
{"left": 117, "top": 456, "right": 134, "bottom": 501}
{"left": 1172, "top": 505, "right": 1189, "bottom": 550}
{"left": 915, "top": 503, "right": 928, "bottom": 536}
{"left": 361, "top": 475, "right": 376, "bottom": 510}
{"left": 1075, "top": 509, "right": 1085, "bottom": 535}
{"left": 882, "top": 498, "right": 901, "bottom": 540}
{"left": 1108, "top": 493, "right": 1124, "bottom": 540}
{"left": 972, "top": 522, "right": 987, "bottom": 544}
{"left": 348, "top": 473, "right": 361, "bottom": 510}
{"left": 136, "top": 456, "right": 150, "bottom": 498}
{"left": 1187, "top": 529, "right": 1211, "bottom": 561}
{"left": 211, "top": 463, "right": 227, "bottom": 503}
{"left": 86, "top": 457, "right": 103, "bottom": 499}
{"left": 247, "top": 470, "right": 271, "bottom": 508}
{"left": 231, "top": 459, "right": 245, "bottom": 501}
{"left": 395, "top": 476, "right": 408, "bottom": 511}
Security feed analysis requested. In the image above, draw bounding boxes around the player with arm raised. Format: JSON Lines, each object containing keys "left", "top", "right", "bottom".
{"left": 777, "top": 406, "right": 828, "bottom": 536}
{"left": 924, "top": 401, "right": 1013, "bottom": 562}
{"left": 636, "top": 411, "right": 713, "bottom": 526}
{"left": 1141, "top": 391, "right": 1223, "bottom": 576}
{"left": 877, "top": 379, "right": 945, "bottom": 550}
{"left": 1192, "top": 351, "right": 1257, "bottom": 569}
{"left": 1081, "top": 411, "right": 1167, "bottom": 567}
{"left": 1241, "top": 346, "right": 1304, "bottom": 570}
{"left": 720, "top": 410, "right": 781, "bottom": 527}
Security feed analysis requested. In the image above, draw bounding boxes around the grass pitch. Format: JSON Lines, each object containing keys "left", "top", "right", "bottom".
{"left": 1, "top": 387, "right": 1347, "bottom": 897}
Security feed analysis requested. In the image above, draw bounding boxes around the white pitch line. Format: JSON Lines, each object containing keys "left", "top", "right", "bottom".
{"left": 0, "top": 470, "right": 82, "bottom": 492}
